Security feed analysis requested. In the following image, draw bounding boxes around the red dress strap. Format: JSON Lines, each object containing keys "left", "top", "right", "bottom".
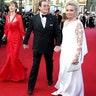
{"left": 9, "top": 14, "right": 17, "bottom": 23}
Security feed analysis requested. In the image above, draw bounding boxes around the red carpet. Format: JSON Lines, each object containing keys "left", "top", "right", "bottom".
{"left": 0, "top": 28, "right": 96, "bottom": 96}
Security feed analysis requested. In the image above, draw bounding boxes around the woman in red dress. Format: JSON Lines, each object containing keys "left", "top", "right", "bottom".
{"left": 0, "top": 1, "right": 27, "bottom": 81}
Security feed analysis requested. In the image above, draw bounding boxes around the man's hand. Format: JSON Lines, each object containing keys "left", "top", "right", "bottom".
{"left": 54, "top": 46, "right": 61, "bottom": 52}
{"left": 23, "top": 44, "right": 29, "bottom": 49}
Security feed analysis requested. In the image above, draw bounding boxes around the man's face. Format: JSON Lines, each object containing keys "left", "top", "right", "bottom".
{"left": 39, "top": 1, "right": 49, "bottom": 14}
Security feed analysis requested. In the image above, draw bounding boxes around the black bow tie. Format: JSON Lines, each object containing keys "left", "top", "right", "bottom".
{"left": 42, "top": 14, "right": 47, "bottom": 18}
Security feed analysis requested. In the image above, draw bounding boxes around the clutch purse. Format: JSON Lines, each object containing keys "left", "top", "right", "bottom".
{"left": 67, "top": 63, "right": 80, "bottom": 72}
{"left": 2, "top": 36, "right": 7, "bottom": 44}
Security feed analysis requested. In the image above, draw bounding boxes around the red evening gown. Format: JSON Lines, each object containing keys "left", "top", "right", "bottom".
{"left": 0, "top": 14, "right": 27, "bottom": 81}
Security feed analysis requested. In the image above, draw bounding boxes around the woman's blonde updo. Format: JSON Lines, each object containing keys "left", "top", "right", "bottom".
{"left": 66, "top": 0, "right": 79, "bottom": 16}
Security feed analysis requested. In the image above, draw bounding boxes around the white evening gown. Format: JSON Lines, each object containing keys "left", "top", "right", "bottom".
{"left": 54, "top": 20, "right": 88, "bottom": 96}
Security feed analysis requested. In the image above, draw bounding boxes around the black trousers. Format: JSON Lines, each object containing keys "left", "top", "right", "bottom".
{"left": 28, "top": 50, "right": 53, "bottom": 90}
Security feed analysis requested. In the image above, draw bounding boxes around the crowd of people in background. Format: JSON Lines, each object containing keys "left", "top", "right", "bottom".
{"left": 0, "top": 5, "right": 96, "bottom": 48}
{"left": 0, "top": 10, "right": 6, "bottom": 47}
{"left": 79, "top": 12, "right": 96, "bottom": 28}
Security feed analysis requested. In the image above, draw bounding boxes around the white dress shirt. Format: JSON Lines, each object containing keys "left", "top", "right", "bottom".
{"left": 40, "top": 12, "right": 47, "bottom": 28}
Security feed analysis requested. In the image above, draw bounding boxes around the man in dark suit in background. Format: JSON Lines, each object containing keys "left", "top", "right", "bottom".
{"left": 23, "top": 0, "right": 62, "bottom": 94}
{"left": 54, "top": 9, "right": 62, "bottom": 25}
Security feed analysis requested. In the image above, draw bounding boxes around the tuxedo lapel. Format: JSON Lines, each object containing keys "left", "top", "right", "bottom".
{"left": 45, "top": 15, "right": 50, "bottom": 29}
{"left": 45, "top": 14, "right": 53, "bottom": 29}
{"left": 36, "top": 14, "right": 44, "bottom": 29}
{"left": 45, "top": 17, "right": 48, "bottom": 29}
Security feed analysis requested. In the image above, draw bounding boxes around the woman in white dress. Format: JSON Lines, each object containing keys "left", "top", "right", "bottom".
{"left": 52, "top": 0, "right": 88, "bottom": 96}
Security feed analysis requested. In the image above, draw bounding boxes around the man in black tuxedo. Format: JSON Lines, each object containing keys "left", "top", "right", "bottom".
{"left": 23, "top": 0, "right": 62, "bottom": 94}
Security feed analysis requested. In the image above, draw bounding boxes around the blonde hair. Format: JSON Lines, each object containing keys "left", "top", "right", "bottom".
{"left": 66, "top": 0, "right": 79, "bottom": 16}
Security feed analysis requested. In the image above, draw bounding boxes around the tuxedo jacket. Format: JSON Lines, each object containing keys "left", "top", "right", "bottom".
{"left": 23, "top": 13, "right": 62, "bottom": 53}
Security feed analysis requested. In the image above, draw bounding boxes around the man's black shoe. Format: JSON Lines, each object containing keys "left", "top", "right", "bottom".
{"left": 28, "top": 89, "right": 33, "bottom": 94}
{"left": 48, "top": 81, "right": 53, "bottom": 85}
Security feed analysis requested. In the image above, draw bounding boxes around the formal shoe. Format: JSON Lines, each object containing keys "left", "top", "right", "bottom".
{"left": 51, "top": 91, "right": 58, "bottom": 95}
{"left": 48, "top": 81, "right": 53, "bottom": 85}
{"left": 51, "top": 90, "right": 62, "bottom": 96}
{"left": 28, "top": 89, "right": 33, "bottom": 94}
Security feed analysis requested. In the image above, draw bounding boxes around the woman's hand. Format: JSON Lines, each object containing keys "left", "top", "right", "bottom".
{"left": 23, "top": 44, "right": 29, "bottom": 49}
{"left": 22, "top": 36, "right": 25, "bottom": 40}
{"left": 72, "top": 58, "right": 79, "bottom": 65}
